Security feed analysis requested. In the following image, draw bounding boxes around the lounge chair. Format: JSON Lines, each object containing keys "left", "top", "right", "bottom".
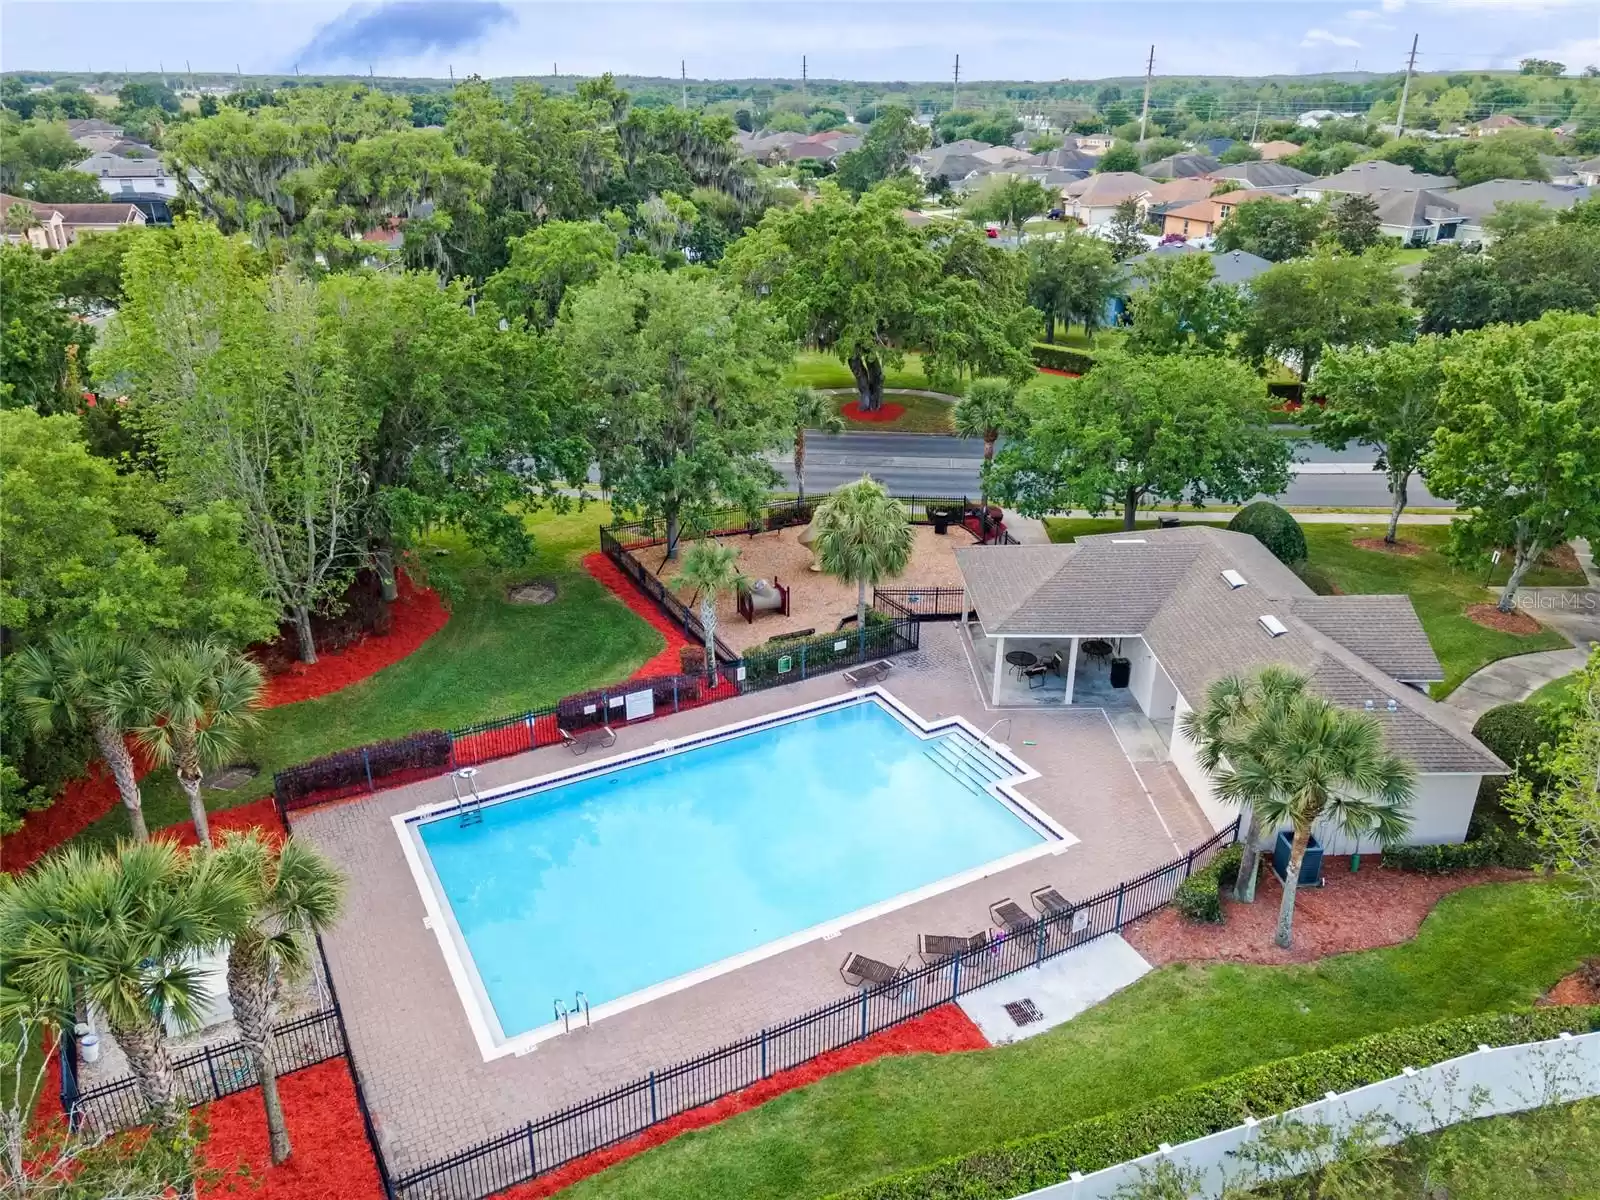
{"left": 918, "top": 931, "right": 988, "bottom": 964}
{"left": 989, "top": 898, "right": 1036, "bottom": 935}
{"left": 839, "top": 951, "right": 906, "bottom": 989}
{"left": 560, "top": 725, "right": 616, "bottom": 755}
{"left": 1031, "top": 886, "right": 1073, "bottom": 918}
{"left": 843, "top": 660, "right": 892, "bottom": 687}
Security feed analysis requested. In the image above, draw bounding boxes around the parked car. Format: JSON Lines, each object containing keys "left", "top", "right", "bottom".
{"left": 985, "top": 225, "right": 1000, "bottom": 238}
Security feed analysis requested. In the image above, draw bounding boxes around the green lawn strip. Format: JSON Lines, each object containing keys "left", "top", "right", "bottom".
{"left": 1527, "top": 670, "right": 1584, "bottom": 709}
{"left": 786, "top": 351, "right": 945, "bottom": 394}
{"left": 77, "top": 507, "right": 665, "bottom": 849}
{"left": 830, "top": 392, "right": 958, "bottom": 435}
{"left": 1043, "top": 519, "right": 1578, "bottom": 699}
{"left": 560, "top": 882, "right": 1592, "bottom": 1200}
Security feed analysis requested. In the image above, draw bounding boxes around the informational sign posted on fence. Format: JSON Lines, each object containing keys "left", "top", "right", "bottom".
{"left": 624, "top": 689, "right": 655, "bottom": 721}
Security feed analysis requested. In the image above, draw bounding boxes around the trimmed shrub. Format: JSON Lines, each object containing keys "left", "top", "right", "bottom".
{"left": 1030, "top": 343, "right": 1096, "bottom": 374}
{"left": 679, "top": 645, "right": 707, "bottom": 674}
{"left": 1172, "top": 843, "right": 1244, "bottom": 924}
{"left": 278, "top": 730, "right": 451, "bottom": 807}
{"left": 1472, "top": 701, "right": 1554, "bottom": 823}
{"left": 1227, "top": 501, "right": 1307, "bottom": 566}
{"left": 1385, "top": 823, "right": 1538, "bottom": 873}
{"left": 831, "top": 1008, "right": 1600, "bottom": 1200}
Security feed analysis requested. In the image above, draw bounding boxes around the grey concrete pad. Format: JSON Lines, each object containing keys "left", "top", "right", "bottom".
{"left": 957, "top": 934, "right": 1152, "bottom": 1045}
{"left": 1444, "top": 648, "right": 1590, "bottom": 722}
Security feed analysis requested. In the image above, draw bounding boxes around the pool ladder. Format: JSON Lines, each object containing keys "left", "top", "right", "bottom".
{"left": 451, "top": 768, "right": 484, "bottom": 827}
{"left": 553, "top": 991, "right": 591, "bottom": 1035}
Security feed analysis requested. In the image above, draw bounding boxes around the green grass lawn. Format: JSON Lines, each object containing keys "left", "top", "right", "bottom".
{"left": 786, "top": 351, "right": 946, "bottom": 394}
{"left": 1527, "top": 670, "right": 1585, "bottom": 710}
{"left": 1042, "top": 519, "right": 1581, "bottom": 698}
{"left": 831, "top": 392, "right": 958, "bottom": 434}
{"left": 562, "top": 882, "right": 1593, "bottom": 1200}
{"left": 1390, "top": 247, "right": 1431, "bottom": 267}
{"left": 82, "top": 506, "right": 665, "bottom": 848}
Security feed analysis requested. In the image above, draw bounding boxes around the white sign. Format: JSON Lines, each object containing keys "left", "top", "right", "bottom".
{"left": 624, "top": 689, "right": 655, "bottom": 721}
{"left": 834, "top": 639, "right": 847, "bottom": 651}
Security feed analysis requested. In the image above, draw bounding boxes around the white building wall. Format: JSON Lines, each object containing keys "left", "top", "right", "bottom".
{"left": 1168, "top": 692, "right": 1237, "bottom": 833}
{"left": 1123, "top": 639, "right": 1177, "bottom": 722}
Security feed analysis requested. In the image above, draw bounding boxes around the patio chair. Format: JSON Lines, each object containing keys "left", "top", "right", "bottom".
{"left": 1031, "top": 886, "right": 1074, "bottom": 918}
{"left": 843, "top": 660, "right": 892, "bottom": 687}
{"left": 917, "top": 931, "right": 988, "bottom": 964}
{"left": 989, "top": 898, "right": 1036, "bottom": 935}
{"left": 559, "top": 725, "right": 616, "bottom": 755}
{"left": 1024, "top": 663, "right": 1050, "bottom": 690}
{"left": 839, "top": 951, "right": 908, "bottom": 989}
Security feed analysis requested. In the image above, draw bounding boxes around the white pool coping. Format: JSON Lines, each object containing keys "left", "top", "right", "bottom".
{"left": 392, "top": 686, "right": 1077, "bottom": 1061}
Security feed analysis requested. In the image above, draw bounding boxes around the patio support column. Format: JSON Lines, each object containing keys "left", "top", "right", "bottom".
{"left": 991, "top": 635, "right": 1006, "bottom": 706}
{"left": 1063, "top": 636, "right": 1079, "bottom": 705}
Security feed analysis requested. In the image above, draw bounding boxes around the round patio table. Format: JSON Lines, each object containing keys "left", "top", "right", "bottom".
{"left": 1004, "top": 650, "right": 1038, "bottom": 675}
{"left": 1082, "top": 640, "right": 1113, "bottom": 668}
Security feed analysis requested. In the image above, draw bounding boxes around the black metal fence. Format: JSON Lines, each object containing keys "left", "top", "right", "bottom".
{"left": 388, "top": 820, "right": 1240, "bottom": 1200}
{"left": 69, "top": 1007, "right": 346, "bottom": 1133}
{"left": 873, "top": 586, "right": 973, "bottom": 622}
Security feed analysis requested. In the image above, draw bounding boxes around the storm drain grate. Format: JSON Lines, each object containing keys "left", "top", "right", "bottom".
{"left": 1004, "top": 999, "right": 1044, "bottom": 1027}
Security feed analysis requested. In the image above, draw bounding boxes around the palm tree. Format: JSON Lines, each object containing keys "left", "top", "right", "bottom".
{"left": 136, "top": 640, "right": 264, "bottom": 849}
{"left": 810, "top": 477, "right": 914, "bottom": 635}
{"left": 212, "top": 831, "right": 345, "bottom": 1166}
{"left": 790, "top": 386, "right": 844, "bottom": 502}
{"left": 1180, "top": 665, "right": 1310, "bottom": 903}
{"left": 953, "top": 378, "right": 1022, "bottom": 504}
{"left": 0, "top": 840, "right": 249, "bottom": 1134}
{"left": 1201, "top": 675, "right": 1415, "bottom": 948}
{"left": 673, "top": 541, "right": 748, "bottom": 684}
{"left": 14, "top": 632, "right": 149, "bottom": 841}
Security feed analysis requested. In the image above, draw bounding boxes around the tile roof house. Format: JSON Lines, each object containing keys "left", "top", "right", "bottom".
{"left": 66, "top": 117, "right": 124, "bottom": 142}
{"left": 1203, "top": 161, "right": 1316, "bottom": 193}
{"left": 971, "top": 145, "right": 1032, "bottom": 167}
{"left": 1157, "top": 188, "right": 1290, "bottom": 240}
{"left": 1299, "top": 160, "right": 1456, "bottom": 201}
{"left": 1448, "top": 178, "right": 1592, "bottom": 243}
{"left": 953, "top": 526, "right": 1503, "bottom": 852}
{"left": 1144, "top": 177, "right": 1219, "bottom": 215}
{"left": 1254, "top": 139, "right": 1303, "bottom": 161}
{"left": 1125, "top": 244, "right": 1274, "bottom": 287}
{"left": 1142, "top": 152, "right": 1220, "bottom": 180}
{"left": 75, "top": 151, "right": 195, "bottom": 198}
{"left": 1062, "top": 171, "right": 1156, "bottom": 225}
{"left": 1368, "top": 188, "right": 1464, "bottom": 245}
{"left": 1, "top": 193, "right": 145, "bottom": 248}
{"left": 1, "top": 193, "right": 70, "bottom": 250}
{"left": 1473, "top": 114, "right": 1528, "bottom": 136}
{"left": 1021, "top": 148, "right": 1100, "bottom": 173}
{"left": 1576, "top": 157, "right": 1600, "bottom": 187}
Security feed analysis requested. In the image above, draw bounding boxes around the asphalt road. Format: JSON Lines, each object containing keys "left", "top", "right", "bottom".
{"left": 780, "top": 431, "right": 1454, "bottom": 509}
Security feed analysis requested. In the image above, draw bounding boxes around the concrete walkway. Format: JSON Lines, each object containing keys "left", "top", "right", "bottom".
{"left": 1443, "top": 648, "right": 1591, "bottom": 722}
{"left": 958, "top": 935, "right": 1152, "bottom": 1045}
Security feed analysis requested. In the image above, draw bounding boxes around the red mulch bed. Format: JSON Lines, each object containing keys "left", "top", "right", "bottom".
{"left": 1035, "top": 367, "right": 1081, "bottom": 378}
{"left": 496, "top": 1004, "right": 988, "bottom": 1199}
{"left": 155, "top": 798, "right": 285, "bottom": 850}
{"left": 200, "top": 1059, "right": 385, "bottom": 1200}
{"left": 839, "top": 400, "right": 907, "bottom": 423}
{"left": 1352, "top": 537, "right": 1425, "bottom": 556}
{"left": 1, "top": 746, "right": 152, "bottom": 873}
{"left": 1125, "top": 857, "right": 1528, "bottom": 967}
{"left": 1540, "top": 965, "right": 1600, "bottom": 1007}
{"left": 261, "top": 572, "right": 448, "bottom": 707}
{"left": 1463, "top": 603, "right": 1543, "bottom": 636}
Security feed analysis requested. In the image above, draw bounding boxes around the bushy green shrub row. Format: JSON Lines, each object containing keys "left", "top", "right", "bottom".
{"left": 1030, "top": 343, "right": 1096, "bottom": 374}
{"left": 830, "top": 1008, "right": 1600, "bottom": 1200}
{"left": 1227, "top": 500, "right": 1307, "bottom": 566}
{"left": 1384, "top": 824, "right": 1539, "bottom": 874}
{"left": 1172, "top": 843, "right": 1244, "bottom": 924}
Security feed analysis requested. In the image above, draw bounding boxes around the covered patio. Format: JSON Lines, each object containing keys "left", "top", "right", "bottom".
{"left": 963, "top": 628, "right": 1143, "bottom": 709}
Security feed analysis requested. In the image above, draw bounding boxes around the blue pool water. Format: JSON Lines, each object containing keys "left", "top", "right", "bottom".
{"left": 416, "top": 700, "right": 1044, "bottom": 1039}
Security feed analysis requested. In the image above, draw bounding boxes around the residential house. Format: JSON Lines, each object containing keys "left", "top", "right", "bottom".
{"left": 1296, "top": 109, "right": 1358, "bottom": 128}
{"left": 1144, "top": 177, "right": 1218, "bottom": 216}
{"left": 1576, "top": 157, "right": 1600, "bottom": 187}
{"left": 1472, "top": 114, "right": 1527, "bottom": 136}
{"left": 75, "top": 151, "right": 190, "bottom": 198}
{"left": 913, "top": 139, "right": 995, "bottom": 180}
{"left": 780, "top": 136, "right": 857, "bottom": 164}
{"left": 1142, "top": 152, "right": 1220, "bottom": 180}
{"left": 1448, "top": 178, "right": 1593, "bottom": 243}
{"left": 1158, "top": 189, "right": 1288, "bottom": 240}
{"left": 1103, "top": 244, "right": 1274, "bottom": 323}
{"left": 1367, "top": 189, "right": 1463, "bottom": 245}
{"left": 1197, "top": 137, "right": 1236, "bottom": 158}
{"left": 734, "top": 130, "right": 807, "bottom": 161}
{"left": 1077, "top": 133, "right": 1117, "bottom": 155}
{"left": 1, "top": 193, "right": 145, "bottom": 247}
{"left": 66, "top": 117, "right": 124, "bottom": 142}
{"left": 1061, "top": 171, "right": 1156, "bottom": 226}
{"left": 1021, "top": 147, "right": 1100, "bottom": 173}
{"left": 1204, "top": 161, "right": 1315, "bottom": 193}
{"left": 74, "top": 135, "right": 157, "bottom": 157}
{"left": 952, "top": 526, "right": 1504, "bottom": 852}
{"left": 1297, "top": 160, "right": 1456, "bottom": 202}
{"left": 1540, "top": 156, "right": 1581, "bottom": 185}
{"left": 1, "top": 193, "right": 69, "bottom": 250}
{"left": 1254, "top": 140, "right": 1304, "bottom": 161}
{"left": 971, "top": 145, "right": 1032, "bottom": 168}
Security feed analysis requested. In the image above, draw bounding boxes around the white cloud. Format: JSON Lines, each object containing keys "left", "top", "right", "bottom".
{"left": 1302, "top": 28, "right": 1363, "bottom": 49}
{"left": 1381, "top": 0, "right": 1406, "bottom": 12}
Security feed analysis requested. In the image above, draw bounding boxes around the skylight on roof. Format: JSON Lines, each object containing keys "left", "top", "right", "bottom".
{"left": 1111, "top": 538, "right": 1146, "bottom": 545}
{"left": 1258, "top": 615, "right": 1288, "bottom": 638}
{"left": 1221, "top": 569, "right": 1247, "bottom": 589}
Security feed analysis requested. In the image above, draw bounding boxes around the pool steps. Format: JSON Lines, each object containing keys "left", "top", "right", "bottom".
{"left": 922, "top": 732, "right": 1014, "bottom": 799}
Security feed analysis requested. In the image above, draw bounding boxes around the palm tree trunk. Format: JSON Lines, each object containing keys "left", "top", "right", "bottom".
{"left": 90, "top": 716, "right": 146, "bottom": 842}
{"left": 112, "top": 1016, "right": 182, "bottom": 1129}
{"left": 228, "top": 940, "right": 292, "bottom": 1164}
{"left": 856, "top": 578, "right": 868, "bottom": 638}
{"left": 178, "top": 741, "right": 211, "bottom": 848}
{"left": 1274, "top": 821, "right": 1313, "bottom": 949}
{"left": 794, "top": 427, "right": 807, "bottom": 501}
{"left": 1233, "top": 807, "right": 1262, "bottom": 903}
{"left": 701, "top": 595, "right": 719, "bottom": 685}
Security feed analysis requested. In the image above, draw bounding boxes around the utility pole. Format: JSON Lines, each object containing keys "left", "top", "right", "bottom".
{"left": 1138, "top": 44, "right": 1155, "bottom": 143}
{"left": 802, "top": 55, "right": 807, "bottom": 100}
{"left": 952, "top": 54, "right": 960, "bottom": 112}
{"left": 1394, "top": 34, "right": 1419, "bottom": 137}
{"left": 1249, "top": 101, "right": 1261, "bottom": 144}
{"left": 681, "top": 60, "right": 688, "bottom": 110}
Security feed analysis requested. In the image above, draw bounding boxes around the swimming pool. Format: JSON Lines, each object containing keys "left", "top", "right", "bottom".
{"left": 396, "top": 691, "right": 1072, "bottom": 1058}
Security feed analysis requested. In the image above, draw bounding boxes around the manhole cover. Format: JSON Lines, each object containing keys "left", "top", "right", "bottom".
{"left": 1004, "top": 999, "right": 1044, "bottom": 1027}
{"left": 203, "top": 764, "right": 259, "bottom": 791}
{"left": 507, "top": 581, "right": 558, "bottom": 605}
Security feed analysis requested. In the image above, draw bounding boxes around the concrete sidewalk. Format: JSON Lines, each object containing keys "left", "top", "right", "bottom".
{"left": 1443, "top": 648, "right": 1592, "bottom": 722}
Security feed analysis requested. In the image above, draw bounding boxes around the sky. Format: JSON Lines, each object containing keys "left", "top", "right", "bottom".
{"left": 3, "top": 0, "right": 1597, "bottom": 82}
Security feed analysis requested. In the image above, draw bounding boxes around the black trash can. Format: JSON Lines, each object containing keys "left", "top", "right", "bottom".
{"left": 1109, "top": 657, "right": 1131, "bottom": 688}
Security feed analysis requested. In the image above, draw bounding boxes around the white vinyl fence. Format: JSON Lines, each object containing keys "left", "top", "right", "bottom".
{"left": 1017, "top": 1030, "right": 1600, "bottom": 1199}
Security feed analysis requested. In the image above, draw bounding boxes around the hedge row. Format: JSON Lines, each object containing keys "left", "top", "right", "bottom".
{"left": 1385, "top": 824, "right": 1539, "bottom": 874}
{"left": 830, "top": 1007, "right": 1600, "bottom": 1200}
{"left": 1173, "top": 843, "right": 1244, "bottom": 924}
{"left": 277, "top": 730, "right": 452, "bottom": 805}
{"left": 1030, "top": 343, "right": 1096, "bottom": 374}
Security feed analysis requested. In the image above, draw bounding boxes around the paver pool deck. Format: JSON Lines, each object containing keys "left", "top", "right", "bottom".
{"left": 292, "top": 623, "right": 1213, "bottom": 1175}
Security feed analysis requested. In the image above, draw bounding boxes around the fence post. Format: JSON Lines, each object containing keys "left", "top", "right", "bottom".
{"left": 525, "top": 1120, "right": 538, "bottom": 1177}
{"left": 58, "top": 1023, "right": 80, "bottom": 1126}
{"left": 1184, "top": 849, "right": 1196, "bottom": 879}
{"left": 448, "top": 737, "right": 457, "bottom": 770}
{"left": 951, "top": 954, "right": 960, "bottom": 999}
{"left": 362, "top": 747, "right": 374, "bottom": 792}
{"left": 673, "top": 677, "right": 679, "bottom": 713}
{"left": 799, "top": 644, "right": 807, "bottom": 680}
{"left": 202, "top": 1044, "right": 222, "bottom": 1101}
{"left": 760, "top": 1028, "right": 768, "bottom": 1078}
{"left": 648, "top": 1070, "right": 658, "bottom": 1122}
{"left": 1113, "top": 884, "right": 1125, "bottom": 931}
{"left": 1036, "top": 919, "right": 1046, "bottom": 965}
{"left": 859, "top": 989, "right": 868, "bottom": 1039}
